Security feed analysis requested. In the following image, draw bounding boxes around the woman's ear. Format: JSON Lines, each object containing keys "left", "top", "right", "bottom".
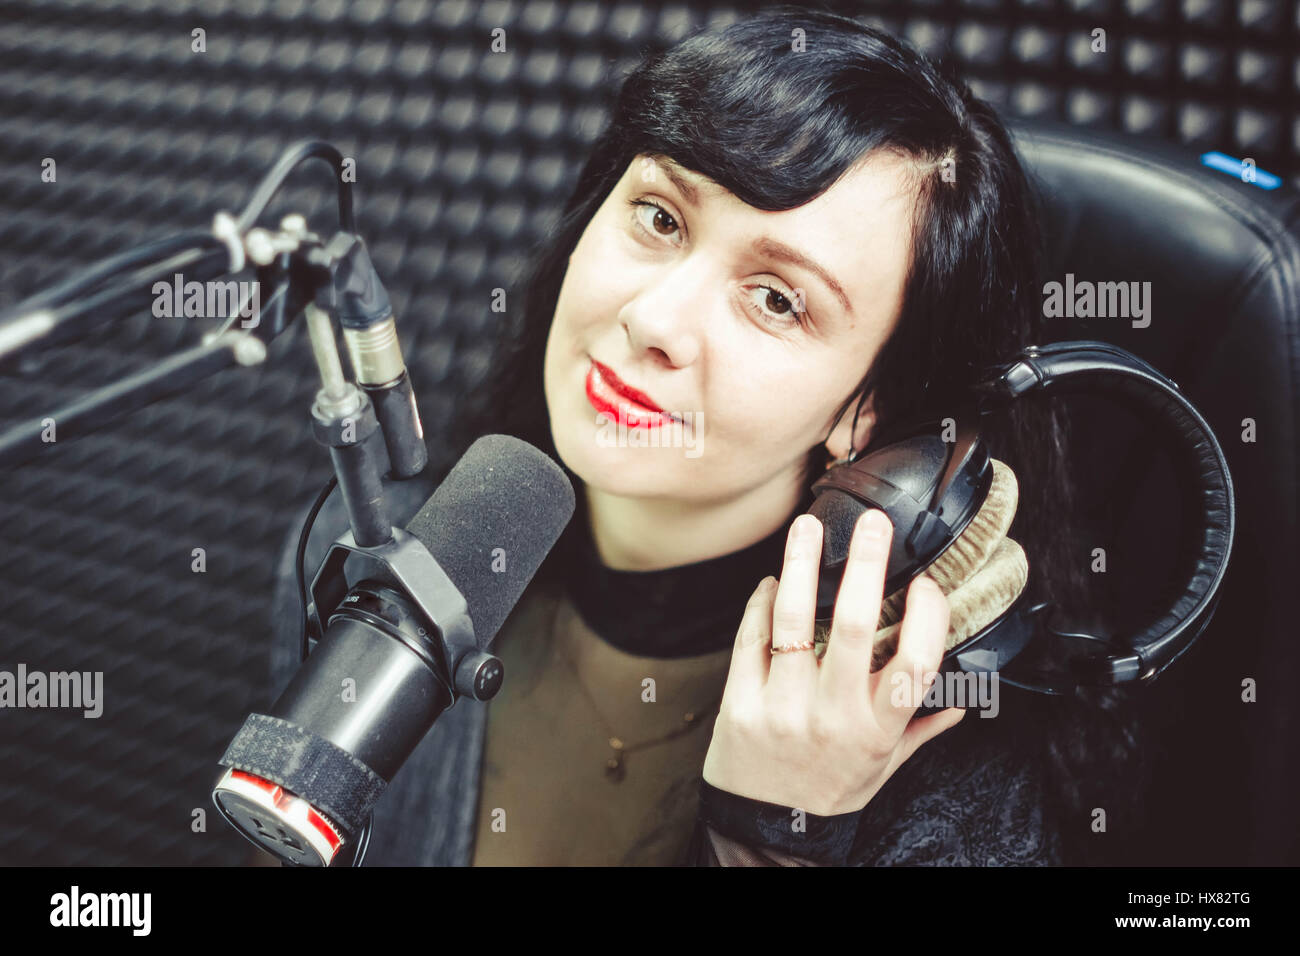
{"left": 824, "top": 392, "right": 877, "bottom": 463}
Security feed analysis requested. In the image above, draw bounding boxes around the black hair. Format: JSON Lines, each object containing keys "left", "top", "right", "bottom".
{"left": 448, "top": 6, "right": 1145, "bottom": 866}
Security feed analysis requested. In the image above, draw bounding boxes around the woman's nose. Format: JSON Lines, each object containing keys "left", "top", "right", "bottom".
{"left": 618, "top": 263, "right": 707, "bottom": 368}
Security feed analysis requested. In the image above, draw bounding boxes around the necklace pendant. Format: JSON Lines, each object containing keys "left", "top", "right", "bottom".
{"left": 604, "top": 754, "right": 626, "bottom": 783}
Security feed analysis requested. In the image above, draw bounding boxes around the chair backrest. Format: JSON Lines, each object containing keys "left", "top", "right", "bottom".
{"left": 1009, "top": 119, "right": 1299, "bottom": 865}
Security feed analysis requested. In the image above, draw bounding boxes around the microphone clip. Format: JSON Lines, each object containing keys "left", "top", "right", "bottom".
{"left": 308, "top": 528, "right": 504, "bottom": 703}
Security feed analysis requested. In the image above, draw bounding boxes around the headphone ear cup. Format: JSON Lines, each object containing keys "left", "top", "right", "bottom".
{"left": 864, "top": 536, "right": 1029, "bottom": 672}
{"left": 877, "top": 458, "right": 1020, "bottom": 628}
{"left": 944, "top": 535, "right": 1028, "bottom": 650}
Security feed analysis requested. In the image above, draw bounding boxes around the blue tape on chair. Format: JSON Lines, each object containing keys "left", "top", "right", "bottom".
{"left": 1200, "top": 151, "right": 1283, "bottom": 190}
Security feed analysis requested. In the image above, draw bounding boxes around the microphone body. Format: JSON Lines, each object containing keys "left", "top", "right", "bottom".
{"left": 213, "top": 435, "right": 575, "bottom": 866}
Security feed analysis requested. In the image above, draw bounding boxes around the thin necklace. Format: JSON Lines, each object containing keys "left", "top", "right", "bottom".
{"left": 550, "top": 597, "right": 723, "bottom": 783}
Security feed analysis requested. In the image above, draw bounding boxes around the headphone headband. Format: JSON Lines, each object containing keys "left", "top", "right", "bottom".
{"left": 976, "top": 340, "right": 1236, "bottom": 681}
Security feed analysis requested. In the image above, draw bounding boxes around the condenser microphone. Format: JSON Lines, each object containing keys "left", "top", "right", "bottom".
{"left": 212, "top": 434, "right": 575, "bottom": 866}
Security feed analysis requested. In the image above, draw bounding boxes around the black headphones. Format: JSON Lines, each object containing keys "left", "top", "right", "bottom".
{"left": 808, "top": 340, "right": 1236, "bottom": 695}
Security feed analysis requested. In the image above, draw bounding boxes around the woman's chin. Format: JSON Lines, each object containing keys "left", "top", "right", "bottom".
{"left": 555, "top": 430, "right": 678, "bottom": 491}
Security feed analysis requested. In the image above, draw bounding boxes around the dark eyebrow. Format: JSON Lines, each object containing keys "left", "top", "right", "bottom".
{"left": 751, "top": 236, "right": 854, "bottom": 318}
{"left": 652, "top": 156, "right": 854, "bottom": 319}
{"left": 653, "top": 157, "right": 700, "bottom": 207}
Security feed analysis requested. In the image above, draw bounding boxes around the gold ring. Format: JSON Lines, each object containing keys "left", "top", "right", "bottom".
{"left": 770, "top": 640, "right": 816, "bottom": 654}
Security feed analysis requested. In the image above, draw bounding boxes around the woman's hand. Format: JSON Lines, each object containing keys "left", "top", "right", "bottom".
{"left": 702, "top": 509, "right": 965, "bottom": 817}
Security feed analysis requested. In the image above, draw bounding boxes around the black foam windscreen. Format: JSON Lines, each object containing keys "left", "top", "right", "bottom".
{"left": 403, "top": 434, "right": 574, "bottom": 648}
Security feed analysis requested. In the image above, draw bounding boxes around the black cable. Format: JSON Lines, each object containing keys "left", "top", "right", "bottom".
{"left": 238, "top": 140, "right": 355, "bottom": 233}
{"left": 350, "top": 812, "right": 373, "bottom": 868}
{"left": 297, "top": 474, "right": 338, "bottom": 663}
{"left": 243, "top": 142, "right": 363, "bottom": 863}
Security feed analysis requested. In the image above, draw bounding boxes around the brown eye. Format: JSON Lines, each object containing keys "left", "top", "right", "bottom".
{"left": 628, "top": 199, "right": 681, "bottom": 242}
{"left": 743, "top": 284, "right": 807, "bottom": 330}
{"left": 651, "top": 208, "right": 677, "bottom": 235}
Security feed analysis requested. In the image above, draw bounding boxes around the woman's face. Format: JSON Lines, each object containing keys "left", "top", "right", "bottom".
{"left": 543, "top": 150, "right": 918, "bottom": 506}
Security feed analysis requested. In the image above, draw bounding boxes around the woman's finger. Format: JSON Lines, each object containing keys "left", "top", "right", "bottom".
{"left": 765, "top": 514, "right": 822, "bottom": 698}
{"left": 819, "top": 509, "right": 891, "bottom": 712}
{"left": 873, "top": 574, "right": 950, "bottom": 738}
{"left": 897, "top": 705, "right": 966, "bottom": 764}
{"left": 722, "top": 576, "right": 778, "bottom": 712}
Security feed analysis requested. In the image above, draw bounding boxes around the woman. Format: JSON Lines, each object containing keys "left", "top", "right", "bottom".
{"left": 273, "top": 7, "right": 1144, "bottom": 866}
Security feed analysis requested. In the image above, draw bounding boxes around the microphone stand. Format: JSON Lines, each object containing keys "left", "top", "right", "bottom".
{"left": 0, "top": 142, "right": 421, "bottom": 866}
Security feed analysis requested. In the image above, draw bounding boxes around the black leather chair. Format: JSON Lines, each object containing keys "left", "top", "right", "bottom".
{"left": 1009, "top": 120, "right": 1299, "bottom": 866}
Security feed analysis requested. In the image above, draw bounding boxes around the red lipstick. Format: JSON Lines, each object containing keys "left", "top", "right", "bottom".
{"left": 586, "top": 359, "right": 681, "bottom": 428}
